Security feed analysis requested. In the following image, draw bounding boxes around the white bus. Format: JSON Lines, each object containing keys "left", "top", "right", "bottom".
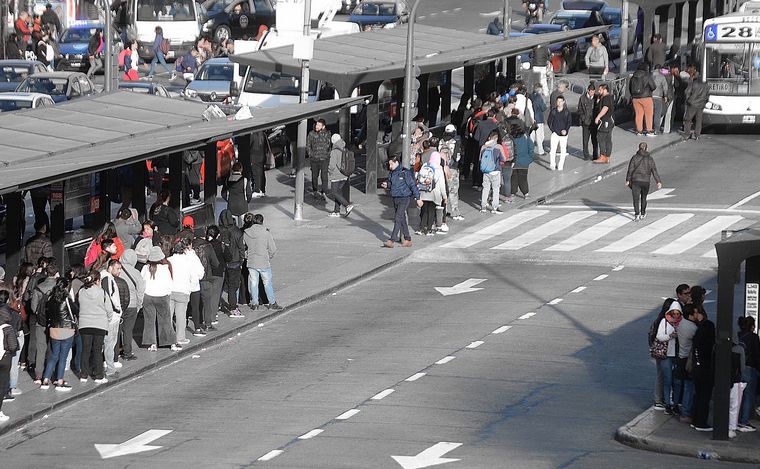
{"left": 129, "top": 0, "right": 204, "bottom": 60}
{"left": 700, "top": 3, "right": 760, "bottom": 125}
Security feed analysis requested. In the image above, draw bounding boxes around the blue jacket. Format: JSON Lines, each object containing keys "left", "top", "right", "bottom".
{"left": 513, "top": 135, "right": 534, "bottom": 168}
{"left": 387, "top": 166, "right": 420, "bottom": 199}
{"left": 531, "top": 92, "right": 547, "bottom": 124}
{"left": 153, "top": 33, "right": 163, "bottom": 54}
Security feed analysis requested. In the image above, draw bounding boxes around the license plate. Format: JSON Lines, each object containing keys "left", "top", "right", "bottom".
{"left": 166, "top": 50, "right": 175, "bottom": 59}
{"left": 70, "top": 62, "right": 81, "bottom": 67}
{"left": 743, "top": 115, "right": 756, "bottom": 124}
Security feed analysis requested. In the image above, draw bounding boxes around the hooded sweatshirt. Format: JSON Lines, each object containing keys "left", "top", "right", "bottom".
{"left": 328, "top": 138, "right": 347, "bottom": 182}
{"left": 120, "top": 249, "right": 146, "bottom": 310}
{"left": 77, "top": 285, "right": 112, "bottom": 332}
{"left": 626, "top": 150, "right": 661, "bottom": 184}
{"left": 223, "top": 171, "right": 252, "bottom": 216}
{"left": 218, "top": 210, "right": 245, "bottom": 266}
{"left": 244, "top": 224, "right": 276, "bottom": 269}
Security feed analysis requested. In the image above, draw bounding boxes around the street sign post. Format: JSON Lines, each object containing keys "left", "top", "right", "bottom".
{"left": 294, "top": 0, "right": 313, "bottom": 221}
{"left": 402, "top": 0, "right": 423, "bottom": 169}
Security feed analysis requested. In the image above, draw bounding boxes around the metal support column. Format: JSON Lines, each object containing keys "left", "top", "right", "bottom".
{"left": 203, "top": 142, "right": 217, "bottom": 212}
{"left": 131, "top": 161, "right": 147, "bottom": 219}
{"left": 642, "top": 7, "right": 655, "bottom": 53}
{"left": 49, "top": 181, "right": 66, "bottom": 267}
{"left": 672, "top": 2, "right": 684, "bottom": 55}
{"left": 621, "top": 0, "right": 629, "bottom": 75}
{"left": 440, "top": 70, "right": 452, "bottom": 123}
{"left": 5, "top": 192, "right": 24, "bottom": 278}
{"left": 168, "top": 152, "right": 182, "bottom": 210}
{"left": 463, "top": 65, "right": 475, "bottom": 98}
{"left": 363, "top": 82, "right": 381, "bottom": 194}
{"left": 294, "top": 0, "right": 312, "bottom": 221}
{"left": 687, "top": 0, "right": 698, "bottom": 44}
{"left": 713, "top": 254, "right": 736, "bottom": 440}
{"left": 417, "top": 73, "right": 429, "bottom": 122}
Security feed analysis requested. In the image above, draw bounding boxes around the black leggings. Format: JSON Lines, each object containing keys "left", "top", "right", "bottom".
{"left": 631, "top": 182, "right": 650, "bottom": 216}
{"left": 80, "top": 332, "right": 105, "bottom": 380}
{"left": 419, "top": 201, "right": 436, "bottom": 232}
{"left": 226, "top": 266, "right": 242, "bottom": 309}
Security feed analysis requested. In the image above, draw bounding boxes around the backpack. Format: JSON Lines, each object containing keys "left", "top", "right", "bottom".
{"left": 630, "top": 74, "right": 645, "bottom": 96}
{"left": 416, "top": 164, "right": 436, "bottom": 192}
{"left": 479, "top": 145, "right": 498, "bottom": 173}
{"left": 339, "top": 148, "right": 355, "bottom": 177}
{"left": 35, "top": 287, "right": 53, "bottom": 327}
{"left": 160, "top": 38, "right": 170, "bottom": 55}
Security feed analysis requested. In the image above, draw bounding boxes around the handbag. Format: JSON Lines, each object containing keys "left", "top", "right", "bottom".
{"left": 650, "top": 338, "right": 668, "bottom": 360}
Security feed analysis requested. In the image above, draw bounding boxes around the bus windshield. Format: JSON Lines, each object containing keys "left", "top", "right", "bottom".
{"left": 244, "top": 71, "right": 317, "bottom": 96}
{"left": 137, "top": 0, "right": 196, "bottom": 21}
{"left": 705, "top": 43, "right": 760, "bottom": 95}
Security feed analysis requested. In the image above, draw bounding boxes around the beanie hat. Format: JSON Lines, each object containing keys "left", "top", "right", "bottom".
{"left": 445, "top": 124, "right": 456, "bottom": 133}
{"left": 331, "top": 133, "right": 342, "bottom": 145}
{"left": 148, "top": 246, "right": 165, "bottom": 263}
{"left": 182, "top": 215, "right": 195, "bottom": 229}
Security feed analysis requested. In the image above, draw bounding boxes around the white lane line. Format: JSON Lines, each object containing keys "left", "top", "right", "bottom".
{"left": 258, "top": 450, "right": 284, "bottom": 461}
{"left": 480, "top": 10, "right": 501, "bottom": 16}
{"left": 442, "top": 9, "right": 449, "bottom": 13}
{"left": 436, "top": 356, "right": 456, "bottom": 365}
{"left": 596, "top": 213, "right": 694, "bottom": 252}
{"left": 454, "top": 7, "right": 462, "bottom": 11}
{"left": 371, "top": 389, "right": 395, "bottom": 400}
{"left": 493, "top": 211, "right": 597, "bottom": 250}
{"left": 652, "top": 216, "right": 743, "bottom": 255}
{"left": 492, "top": 325, "right": 512, "bottom": 334}
{"left": 418, "top": 15, "right": 426, "bottom": 19}
{"left": 466, "top": 341, "right": 484, "bottom": 349}
{"left": 298, "top": 429, "right": 324, "bottom": 440}
{"left": 539, "top": 205, "right": 760, "bottom": 215}
{"left": 593, "top": 274, "right": 608, "bottom": 281}
{"left": 335, "top": 409, "right": 360, "bottom": 420}
{"left": 518, "top": 312, "right": 536, "bottom": 320}
{"left": 548, "top": 298, "right": 563, "bottom": 305}
{"left": 405, "top": 372, "right": 426, "bottom": 382}
{"left": 545, "top": 214, "right": 630, "bottom": 251}
{"left": 612, "top": 265, "right": 625, "bottom": 271}
{"left": 571, "top": 286, "right": 586, "bottom": 293}
{"left": 442, "top": 210, "right": 548, "bottom": 248}
{"left": 728, "top": 189, "right": 760, "bottom": 209}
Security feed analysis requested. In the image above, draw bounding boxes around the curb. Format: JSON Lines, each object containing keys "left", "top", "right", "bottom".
{"left": 614, "top": 408, "right": 760, "bottom": 464}
{"left": 0, "top": 254, "right": 409, "bottom": 437}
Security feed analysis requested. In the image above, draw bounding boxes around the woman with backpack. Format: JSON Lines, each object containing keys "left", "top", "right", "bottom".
{"left": 147, "top": 26, "right": 175, "bottom": 80}
{"left": 40, "top": 278, "right": 76, "bottom": 391}
{"left": 150, "top": 190, "right": 180, "bottom": 236}
{"left": 327, "top": 134, "right": 354, "bottom": 218}
{"left": 415, "top": 152, "right": 446, "bottom": 236}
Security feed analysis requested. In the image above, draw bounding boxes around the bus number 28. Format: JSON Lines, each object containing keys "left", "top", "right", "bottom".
{"left": 721, "top": 26, "right": 754, "bottom": 38}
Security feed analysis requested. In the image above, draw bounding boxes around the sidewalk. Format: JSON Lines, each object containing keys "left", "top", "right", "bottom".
{"left": 0, "top": 122, "right": 682, "bottom": 437}
{"left": 616, "top": 407, "right": 760, "bottom": 463}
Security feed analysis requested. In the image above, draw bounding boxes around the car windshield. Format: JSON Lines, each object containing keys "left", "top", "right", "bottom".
{"left": 196, "top": 63, "right": 234, "bottom": 81}
{"left": 353, "top": 3, "right": 396, "bottom": 15}
{"left": 60, "top": 28, "right": 95, "bottom": 43}
{"left": 705, "top": 43, "right": 760, "bottom": 95}
{"left": 120, "top": 85, "right": 151, "bottom": 93}
{"left": 551, "top": 13, "right": 591, "bottom": 29}
{"left": 0, "top": 65, "right": 32, "bottom": 83}
{"left": 17, "top": 77, "right": 68, "bottom": 95}
{"left": 0, "top": 99, "right": 33, "bottom": 112}
{"left": 244, "top": 71, "right": 317, "bottom": 96}
{"left": 601, "top": 10, "right": 621, "bottom": 26}
{"left": 137, "top": 0, "right": 196, "bottom": 21}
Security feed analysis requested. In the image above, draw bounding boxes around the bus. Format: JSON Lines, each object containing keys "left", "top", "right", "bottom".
{"left": 700, "top": 2, "right": 760, "bottom": 125}
{"left": 128, "top": 0, "right": 204, "bottom": 60}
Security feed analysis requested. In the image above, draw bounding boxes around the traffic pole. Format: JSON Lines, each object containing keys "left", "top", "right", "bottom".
{"left": 620, "top": 0, "right": 629, "bottom": 75}
{"left": 294, "top": 0, "right": 312, "bottom": 221}
{"left": 103, "top": 0, "right": 113, "bottom": 92}
{"left": 402, "top": 0, "right": 422, "bottom": 170}
{"left": 502, "top": 0, "right": 509, "bottom": 75}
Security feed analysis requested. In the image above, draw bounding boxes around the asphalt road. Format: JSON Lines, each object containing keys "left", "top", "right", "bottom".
{"left": 1, "top": 134, "right": 756, "bottom": 468}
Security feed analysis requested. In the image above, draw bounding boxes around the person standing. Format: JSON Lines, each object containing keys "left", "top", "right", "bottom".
{"left": 168, "top": 240, "right": 204, "bottom": 342}
{"left": 381, "top": 156, "right": 422, "bottom": 248}
{"left": 625, "top": 142, "right": 662, "bottom": 221}
{"left": 86, "top": 29, "right": 103, "bottom": 79}
{"left": 147, "top": 26, "right": 175, "bottom": 79}
{"left": 40, "top": 279, "right": 75, "bottom": 391}
{"left": 676, "top": 304, "right": 699, "bottom": 423}
{"left": 76, "top": 271, "right": 111, "bottom": 384}
{"left": 530, "top": 83, "right": 547, "bottom": 156}
{"left": 218, "top": 210, "right": 246, "bottom": 318}
{"left": 547, "top": 95, "right": 571, "bottom": 171}
{"left": 737, "top": 316, "right": 760, "bottom": 432}
{"left": 478, "top": 131, "right": 505, "bottom": 214}
{"left": 24, "top": 221, "right": 53, "bottom": 264}
{"left": 30, "top": 262, "right": 59, "bottom": 384}
{"left": 150, "top": 190, "right": 180, "bottom": 236}
{"left": 584, "top": 35, "right": 609, "bottom": 77}
{"left": 250, "top": 131, "right": 268, "bottom": 197}
{"left": 100, "top": 260, "right": 127, "bottom": 375}
{"left": 141, "top": 246, "right": 180, "bottom": 352}
{"left": 327, "top": 134, "right": 354, "bottom": 218}
{"left": 593, "top": 84, "right": 614, "bottom": 164}
{"left": 692, "top": 306, "right": 716, "bottom": 432}
{"left": 0, "top": 289, "right": 23, "bottom": 402}
{"left": 117, "top": 250, "right": 144, "bottom": 361}
{"left": 306, "top": 119, "right": 332, "bottom": 199}
{"left": 645, "top": 33, "right": 667, "bottom": 69}
{"left": 417, "top": 152, "right": 447, "bottom": 233}
{"left": 243, "top": 214, "right": 282, "bottom": 311}
{"left": 0, "top": 291, "right": 20, "bottom": 422}
{"left": 222, "top": 162, "right": 253, "bottom": 227}
{"left": 629, "top": 62, "right": 657, "bottom": 136}
{"left": 439, "top": 125, "right": 464, "bottom": 221}
{"left": 510, "top": 124, "right": 534, "bottom": 200}
{"left": 578, "top": 83, "right": 598, "bottom": 161}
{"left": 651, "top": 65, "right": 669, "bottom": 136}
{"left": 472, "top": 108, "right": 498, "bottom": 189}
{"left": 683, "top": 69, "right": 709, "bottom": 140}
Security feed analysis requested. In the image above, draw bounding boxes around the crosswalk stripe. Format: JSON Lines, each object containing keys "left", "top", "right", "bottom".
{"left": 544, "top": 214, "right": 631, "bottom": 251}
{"left": 441, "top": 210, "right": 549, "bottom": 248}
{"left": 652, "top": 216, "right": 744, "bottom": 255}
{"left": 492, "top": 211, "right": 597, "bottom": 250}
{"left": 595, "top": 214, "right": 694, "bottom": 253}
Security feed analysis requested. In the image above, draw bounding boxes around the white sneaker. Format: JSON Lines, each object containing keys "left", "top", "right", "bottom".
{"left": 729, "top": 430, "right": 737, "bottom": 438}
{"left": 438, "top": 223, "right": 449, "bottom": 233}
{"left": 113, "top": 362, "right": 123, "bottom": 369}
{"left": 171, "top": 344, "right": 182, "bottom": 351}
{"left": 328, "top": 212, "right": 340, "bottom": 218}
{"left": 94, "top": 378, "right": 109, "bottom": 384}
{"left": 177, "top": 338, "right": 190, "bottom": 345}
{"left": 0, "top": 411, "right": 9, "bottom": 422}
{"left": 10, "top": 388, "right": 21, "bottom": 396}
{"left": 452, "top": 215, "right": 465, "bottom": 221}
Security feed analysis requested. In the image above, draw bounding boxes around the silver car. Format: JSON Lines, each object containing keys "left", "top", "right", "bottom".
{"left": 183, "top": 58, "right": 237, "bottom": 103}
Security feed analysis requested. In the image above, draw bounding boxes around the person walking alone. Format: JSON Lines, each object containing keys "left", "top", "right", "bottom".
{"left": 547, "top": 95, "right": 572, "bottom": 171}
{"left": 625, "top": 142, "right": 662, "bottom": 221}
{"left": 306, "top": 119, "right": 332, "bottom": 200}
{"left": 381, "top": 156, "right": 423, "bottom": 247}
{"left": 147, "top": 26, "right": 175, "bottom": 79}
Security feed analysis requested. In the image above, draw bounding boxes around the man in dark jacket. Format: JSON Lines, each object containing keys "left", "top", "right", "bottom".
{"left": 683, "top": 70, "right": 710, "bottom": 140}
{"left": 29, "top": 262, "right": 59, "bottom": 382}
{"left": 306, "top": 119, "right": 332, "bottom": 199}
{"left": 645, "top": 33, "right": 667, "bottom": 70}
{"left": 182, "top": 150, "right": 203, "bottom": 206}
{"left": 222, "top": 162, "right": 252, "bottom": 226}
{"left": 381, "top": 156, "right": 422, "bottom": 248}
{"left": 218, "top": 210, "right": 245, "bottom": 317}
{"left": 547, "top": 95, "right": 572, "bottom": 171}
{"left": 86, "top": 29, "right": 103, "bottom": 79}
{"left": 250, "top": 131, "right": 268, "bottom": 196}
{"left": 24, "top": 221, "right": 53, "bottom": 265}
{"left": 486, "top": 16, "right": 502, "bottom": 36}
{"left": 578, "top": 83, "right": 598, "bottom": 160}
{"left": 40, "top": 4, "right": 62, "bottom": 36}
{"left": 629, "top": 62, "right": 657, "bottom": 135}
{"left": 625, "top": 142, "right": 662, "bottom": 220}
{"left": 691, "top": 307, "right": 716, "bottom": 432}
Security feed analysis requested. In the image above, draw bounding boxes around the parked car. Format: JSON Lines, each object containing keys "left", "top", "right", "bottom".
{"left": 15, "top": 72, "right": 97, "bottom": 103}
{"left": 182, "top": 57, "right": 241, "bottom": 102}
{"left": 0, "top": 60, "right": 48, "bottom": 93}
{"left": 521, "top": 24, "right": 581, "bottom": 73}
{"left": 0, "top": 92, "right": 55, "bottom": 112}
{"left": 202, "top": 0, "right": 276, "bottom": 42}
{"left": 556, "top": 0, "right": 635, "bottom": 56}
{"left": 349, "top": 0, "right": 408, "bottom": 28}
{"left": 118, "top": 81, "right": 171, "bottom": 97}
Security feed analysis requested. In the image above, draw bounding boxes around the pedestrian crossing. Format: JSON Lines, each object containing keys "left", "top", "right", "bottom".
{"left": 441, "top": 210, "right": 747, "bottom": 257}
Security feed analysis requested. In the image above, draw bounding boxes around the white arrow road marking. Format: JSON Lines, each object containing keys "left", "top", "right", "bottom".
{"left": 647, "top": 188, "right": 676, "bottom": 200}
{"left": 435, "top": 278, "right": 486, "bottom": 296}
{"left": 94, "top": 429, "right": 173, "bottom": 459}
{"left": 392, "top": 442, "right": 462, "bottom": 469}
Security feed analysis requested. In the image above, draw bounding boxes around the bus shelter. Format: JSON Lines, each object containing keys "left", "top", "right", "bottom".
{"left": 0, "top": 92, "right": 366, "bottom": 278}
{"left": 232, "top": 23, "right": 609, "bottom": 193}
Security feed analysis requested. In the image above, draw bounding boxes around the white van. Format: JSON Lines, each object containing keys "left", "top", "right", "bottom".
{"left": 128, "top": 0, "right": 204, "bottom": 60}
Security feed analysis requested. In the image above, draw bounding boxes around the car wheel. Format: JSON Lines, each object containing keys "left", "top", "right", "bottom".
{"left": 214, "top": 24, "right": 231, "bottom": 43}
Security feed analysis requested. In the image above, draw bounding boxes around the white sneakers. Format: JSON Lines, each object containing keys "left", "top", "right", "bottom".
{"left": 0, "top": 411, "right": 9, "bottom": 422}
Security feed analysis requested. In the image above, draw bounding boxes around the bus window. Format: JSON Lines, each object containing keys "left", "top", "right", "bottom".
{"left": 243, "top": 71, "right": 317, "bottom": 96}
{"left": 137, "top": 0, "right": 196, "bottom": 21}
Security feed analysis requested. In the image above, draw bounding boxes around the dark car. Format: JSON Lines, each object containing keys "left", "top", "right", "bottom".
{"left": 16, "top": 72, "right": 97, "bottom": 103}
{"left": 203, "top": 0, "right": 276, "bottom": 42}
{"left": 0, "top": 60, "right": 48, "bottom": 93}
{"left": 521, "top": 24, "right": 581, "bottom": 73}
{"left": 118, "top": 81, "right": 171, "bottom": 97}
{"left": 349, "top": 0, "right": 409, "bottom": 29}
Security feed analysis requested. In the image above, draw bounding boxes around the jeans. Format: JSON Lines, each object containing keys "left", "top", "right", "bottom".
{"left": 330, "top": 180, "right": 351, "bottom": 213}
{"left": 29, "top": 317, "right": 48, "bottom": 378}
{"left": 680, "top": 379, "right": 695, "bottom": 417}
{"left": 87, "top": 56, "right": 103, "bottom": 78}
{"left": 500, "top": 167, "right": 512, "bottom": 197}
{"left": 598, "top": 130, "right": 613, "bottom": 158}
{"left": 510, "top": 168, "right": 529, "bottom": 196}
{"left": 201, "top": 276, "right": 224, "bottom": 326}
{"left": 658, "top": 357, "right": 674, "bottom": 406}
{"left": 42, "top": 336, "right": 74, "bottom": 382}
{"left": 120, "top": 307, "right": 139, "bottom": 356}
{"left": 148, "top": 49, "right": 172, "bottom": 76}
{"left": 631, "top": 182, "right": 650, "bottom": 216}
{"left": 225, "top": 265, "right": 243, "bottom": 309}
{"left": 170, "top": 292, "right": 190, "bottom": 340}
{"left": 9, "top": 333, "right": 23, "bottom": 390}
{"left": 549, "top": 133, "right": 568, "bottom": 170}
{"left": 447, "top": 170, "right": 461, "bottom": 217}
{"left": 310, "top": 159, "right": 329, "bottom": 193}
{"left": 531, "top": 123, "right": 546, "bottom": 155}
{"left": 104, "top": 320, "right": 120, "bottom": 373}
{"left": 632, "top": 97, "right": 654, "bottom": 133}
{"left": 739, "top": 366, "right": 759, "bottom": 425}
{"left": 683, "top": 105, "right": 704, "bottom": 137}
{"left": 730, "top": 382, "right": 747, "bottom": 431}
{"left": 142, "top": 294, "right": 174, "bottom": 346}
{"left": 581, "top": 122, "right": 598, "bottom": 159}
{"left": 481, "top": 171, "right": 501, "bottom": 209}
{"left": 248, "top": 267, "right": 275, "bottom": 306}
{"left": 71, "top": 333, "right": 82, "bottom": 374}
{"left": 390, "top": 197, "right": 412, "bottom": 242}
{"left": 652, "top": 97, "right": 663, "bottom": 133}
{"left": 80, "top": 332, "right": 105, "bottom": 380}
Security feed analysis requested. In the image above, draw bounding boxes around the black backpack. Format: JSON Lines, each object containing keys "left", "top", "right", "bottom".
{"left": 35, "top": 287, "right": 53, "bottom": 327}
{"left": 339, "top": 148, "right": 355, "bottom": 177}
{"left": 630, "top": 74, "right": 645, "bottom": 97}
